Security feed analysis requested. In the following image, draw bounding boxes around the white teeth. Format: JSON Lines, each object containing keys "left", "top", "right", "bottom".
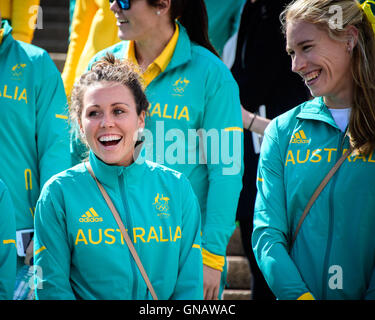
{"left": 305, "top": 70, "right": 321, "bottom": 82}
{"left": 118, "top": 19, "right": 129, "bottom": 23}
{"left": 99, "top": 135, "right": 122, "bottom": 142}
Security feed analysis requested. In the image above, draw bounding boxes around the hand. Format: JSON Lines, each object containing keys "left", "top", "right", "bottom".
{"left": 24, "top": 240, "right": 34, "bottom": 266}
{"left": 203, "top": 264, "right": 221, "bottom": 300}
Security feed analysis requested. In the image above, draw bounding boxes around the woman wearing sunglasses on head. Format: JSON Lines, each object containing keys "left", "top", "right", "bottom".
{"left": 252, "top": 0, "right": 375, "bottom": 300}
{"left": 33, "top": 55, "right": 203, "bottom": 300}
{"left": 71, "top": 0, "right": 244, "bottom": 300}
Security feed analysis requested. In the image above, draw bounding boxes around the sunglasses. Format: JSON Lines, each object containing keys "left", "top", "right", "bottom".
{"left": 109, "top": 0, "right": 130, "bottom": 10}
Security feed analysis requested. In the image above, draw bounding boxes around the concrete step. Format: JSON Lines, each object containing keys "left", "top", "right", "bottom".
{"left": 227, "top": 225, "right": 245, "bottom": 256}
{"left": 33, "top": 39, "right": 68, "bottom": 54}
{"left": 223, "top": 289, "right": 251, "bottom": 300}
{"left": 33, "top": 21, "right": 69, "bottom": 40}
{"left": 49, "top": 53, "right": 67, "bottom": 72}
{"left": 40, "top": 0, "right": 69, "bottom": 7}
{"left": 223, "top": 256, "right": 252, "bottom": 300}
{"left": 32, "top": 0, "right": 69, "bottom": 53}
{"left": 40, "top": 6, "right": 70, "bottom": 22}
{"left": 226, "top": 256, "right": 251, "bottom": 289}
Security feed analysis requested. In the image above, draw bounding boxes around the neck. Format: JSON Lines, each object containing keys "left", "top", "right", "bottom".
{"left": 134, "top": 23, "right": 175, "bottom": 71}
{"left": 323, "top": 80, "right": 354, "bottom": 109}
{"left": 323, "top": 95, "right": 352, "bottom": 109}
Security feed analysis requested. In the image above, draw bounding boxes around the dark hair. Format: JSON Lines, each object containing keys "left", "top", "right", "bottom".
{"left": 147, "top": 0, "right": 220, "bottom": 57}
{"left": 70, "top": 53, "right": 149, "bottom": 123}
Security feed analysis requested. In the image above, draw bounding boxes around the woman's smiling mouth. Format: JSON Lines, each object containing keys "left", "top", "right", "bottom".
{"left": 98, "top": 134, "right": 123, "bottom": 147}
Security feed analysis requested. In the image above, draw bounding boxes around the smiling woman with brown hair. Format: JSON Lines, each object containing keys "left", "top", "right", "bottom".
{"left": 252, "top": 0, "right": 375, "bottom": 300}
{"left": 33, "top": 55, "right": 203, "bottom": 300}
{"left": 71, "top": 0, "right": 244, "bottom": 300}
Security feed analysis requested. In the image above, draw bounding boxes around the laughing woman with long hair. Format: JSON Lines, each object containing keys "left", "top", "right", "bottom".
{"left": 252, "top": 0, "right": 375, "bottom": 300}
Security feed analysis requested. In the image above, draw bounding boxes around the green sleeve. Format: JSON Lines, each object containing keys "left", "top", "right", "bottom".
{"left": 0, "top": 183, "right": 16, "bottom": 300}
{"left": 201, "top": 76, "right": 244, "bottom": 261}
{"left": 36, "top": 52, "right": 71, "bottom": 187}
{"left": 34, "top": 183, "right": 76, "bottom": 300}
{"left": 171, "top": 176, "right": 203, "bottom": 300}
{"left": 252, "top": 120, "right": 310, "bottom": 300}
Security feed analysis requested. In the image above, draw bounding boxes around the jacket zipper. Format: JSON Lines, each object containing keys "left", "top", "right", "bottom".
{"left": 321, "top": 130, "right": 348, "bottom": 299}
{"left": 118, "top": 173, "right": 139, "bottom": 298}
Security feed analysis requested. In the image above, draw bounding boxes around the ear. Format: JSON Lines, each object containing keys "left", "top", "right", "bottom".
{"left": 155, "top": 0, "right": 171, "bottom": 15}
{"left": 78, "top": 118, "right": 85, "bottom": 136}
{"left": 138, "top": 110, "right": 146, "bottom": 129}
{"left": 345, "top": 25, "right": 359, "bottom": 50}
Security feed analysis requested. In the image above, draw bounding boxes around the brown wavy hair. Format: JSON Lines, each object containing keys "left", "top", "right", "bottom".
{"left": 70, "top": 53, "right": 149, "bottom": 126}
{"left": 281, "top": 0, "right": 375, "bottom": 155}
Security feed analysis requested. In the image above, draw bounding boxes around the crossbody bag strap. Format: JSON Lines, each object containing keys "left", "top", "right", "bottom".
{"left": 290, "top": 147, "right": 352, "bottom": 250}
{"left": 85, "top": 162, "right": 158, "bottom": 300}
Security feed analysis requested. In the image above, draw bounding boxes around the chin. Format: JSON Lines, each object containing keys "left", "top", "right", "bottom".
{"left": 308, "top": 86, "right": 325, "bottom": 98}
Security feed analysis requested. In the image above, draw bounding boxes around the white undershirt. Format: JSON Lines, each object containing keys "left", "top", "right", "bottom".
{"left": 329, "top": 108, "right": 351, "bottom": 132}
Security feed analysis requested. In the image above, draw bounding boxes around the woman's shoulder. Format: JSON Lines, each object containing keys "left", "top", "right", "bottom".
{"left": 265, "top": 99, "right": 317, "bottom": 141}
{"left": 143, "top": 160, "right": 183, "bottom": 180}
{"left": 186, "top": 42, "right": 234, "bottom": 82}
{"left": 40, "top": 163, "right": 89, "bottom": 194}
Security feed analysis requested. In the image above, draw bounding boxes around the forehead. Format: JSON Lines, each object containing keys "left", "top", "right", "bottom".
{"left": 286, "top": 20, "right": 325, "bottom": 48}
{"left": 83, "top": 82, "right": 136, "bottom": 106}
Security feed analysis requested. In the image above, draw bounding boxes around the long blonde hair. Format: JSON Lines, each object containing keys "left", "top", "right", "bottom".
{"left": 281, "top": 0, "right": 375, "bottom": 155}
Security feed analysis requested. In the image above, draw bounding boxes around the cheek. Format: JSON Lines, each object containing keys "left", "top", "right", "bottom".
{"left": 81, "top": 119, "right": 97, "bottom": 141}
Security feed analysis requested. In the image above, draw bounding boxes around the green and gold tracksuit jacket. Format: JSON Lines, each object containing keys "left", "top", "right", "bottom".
{"left": 0, "top": 180, "right": 16, "bottom": 299}
{"left": 71, "top": 23, "right": 244, "bottom": 273}
{"left": 253, "top": 97, "right": 375, "bottom": 300}
{"left": 34, "top": 151, "right": 203, "bottom": 300}
{"left": 0, "top": 20, "right": 71, "bottom": 237}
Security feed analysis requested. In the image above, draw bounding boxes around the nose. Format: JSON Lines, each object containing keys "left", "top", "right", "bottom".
{"left": 110, "top": 0, "right": 119, "bottom": 13}
{"left": 101, "top": 113, "right": 115, "bottom": 128}
{"left": 291, "top": 53, "right": 307, "bottom": 74}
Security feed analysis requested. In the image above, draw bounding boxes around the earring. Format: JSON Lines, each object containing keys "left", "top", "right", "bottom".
{"left": 137, "top": 128, "right": 144, "bottom": 141}
{"left": 156, "top": 10, "right": 161, "bottom": 15}
{"left": 346, "top": 42, "right": 352, "bottom": 53}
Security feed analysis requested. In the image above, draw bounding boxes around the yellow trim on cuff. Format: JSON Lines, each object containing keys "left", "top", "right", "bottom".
{"left": 224, "top": 127, "right": 244, "bottom": 132}
{"left": 257, "top": 177, "right": 264, "bottom": 182}
{"left": 34, "top": 246, "right": 46, "bottom": 256}
{"left": 192, "top": 244, "right": 201, "bottom": 250}
{"left": 297, "top": 292, "right": 315, "bottom": 300}
{"left": 0, "top": 29, "right": 4, "bottom": 45}
{"left": 202, "top": 248, "right": 225, "bottom": 272}
{"left": 55, "top": 114, "right": 69, "bottom": 120}
{"left": 3, "top": 239, "right": 16, "bottom": 247}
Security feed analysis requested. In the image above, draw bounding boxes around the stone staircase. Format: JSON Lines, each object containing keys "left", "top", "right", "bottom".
{"left": 32, "top": 0, "right": 69, "bottom": 55}
{"left": 224, "top": 227, "right": 252, "bottom": 300}
{"left": 30, "top": 0, "right": 252, "bottom": 300}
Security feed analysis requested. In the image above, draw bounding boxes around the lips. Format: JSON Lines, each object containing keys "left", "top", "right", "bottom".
{"left": 98, "top": 134, "right": 122, "bottom": 147}
{"left": 303, "top": 70, "right": 322, "bottom": 85}
{"left": 116, "top": 15, "right": 129, "bottom": 24}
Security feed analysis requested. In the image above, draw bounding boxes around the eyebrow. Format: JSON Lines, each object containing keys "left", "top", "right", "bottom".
{"left": 87, "top": 102, "right": 130, "bottom": 108}
{"left": 297, "top": 39, "right": 314, "bottom": 46}
{"left": 286, "top": 39, "right": 314, "bottom": 52}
